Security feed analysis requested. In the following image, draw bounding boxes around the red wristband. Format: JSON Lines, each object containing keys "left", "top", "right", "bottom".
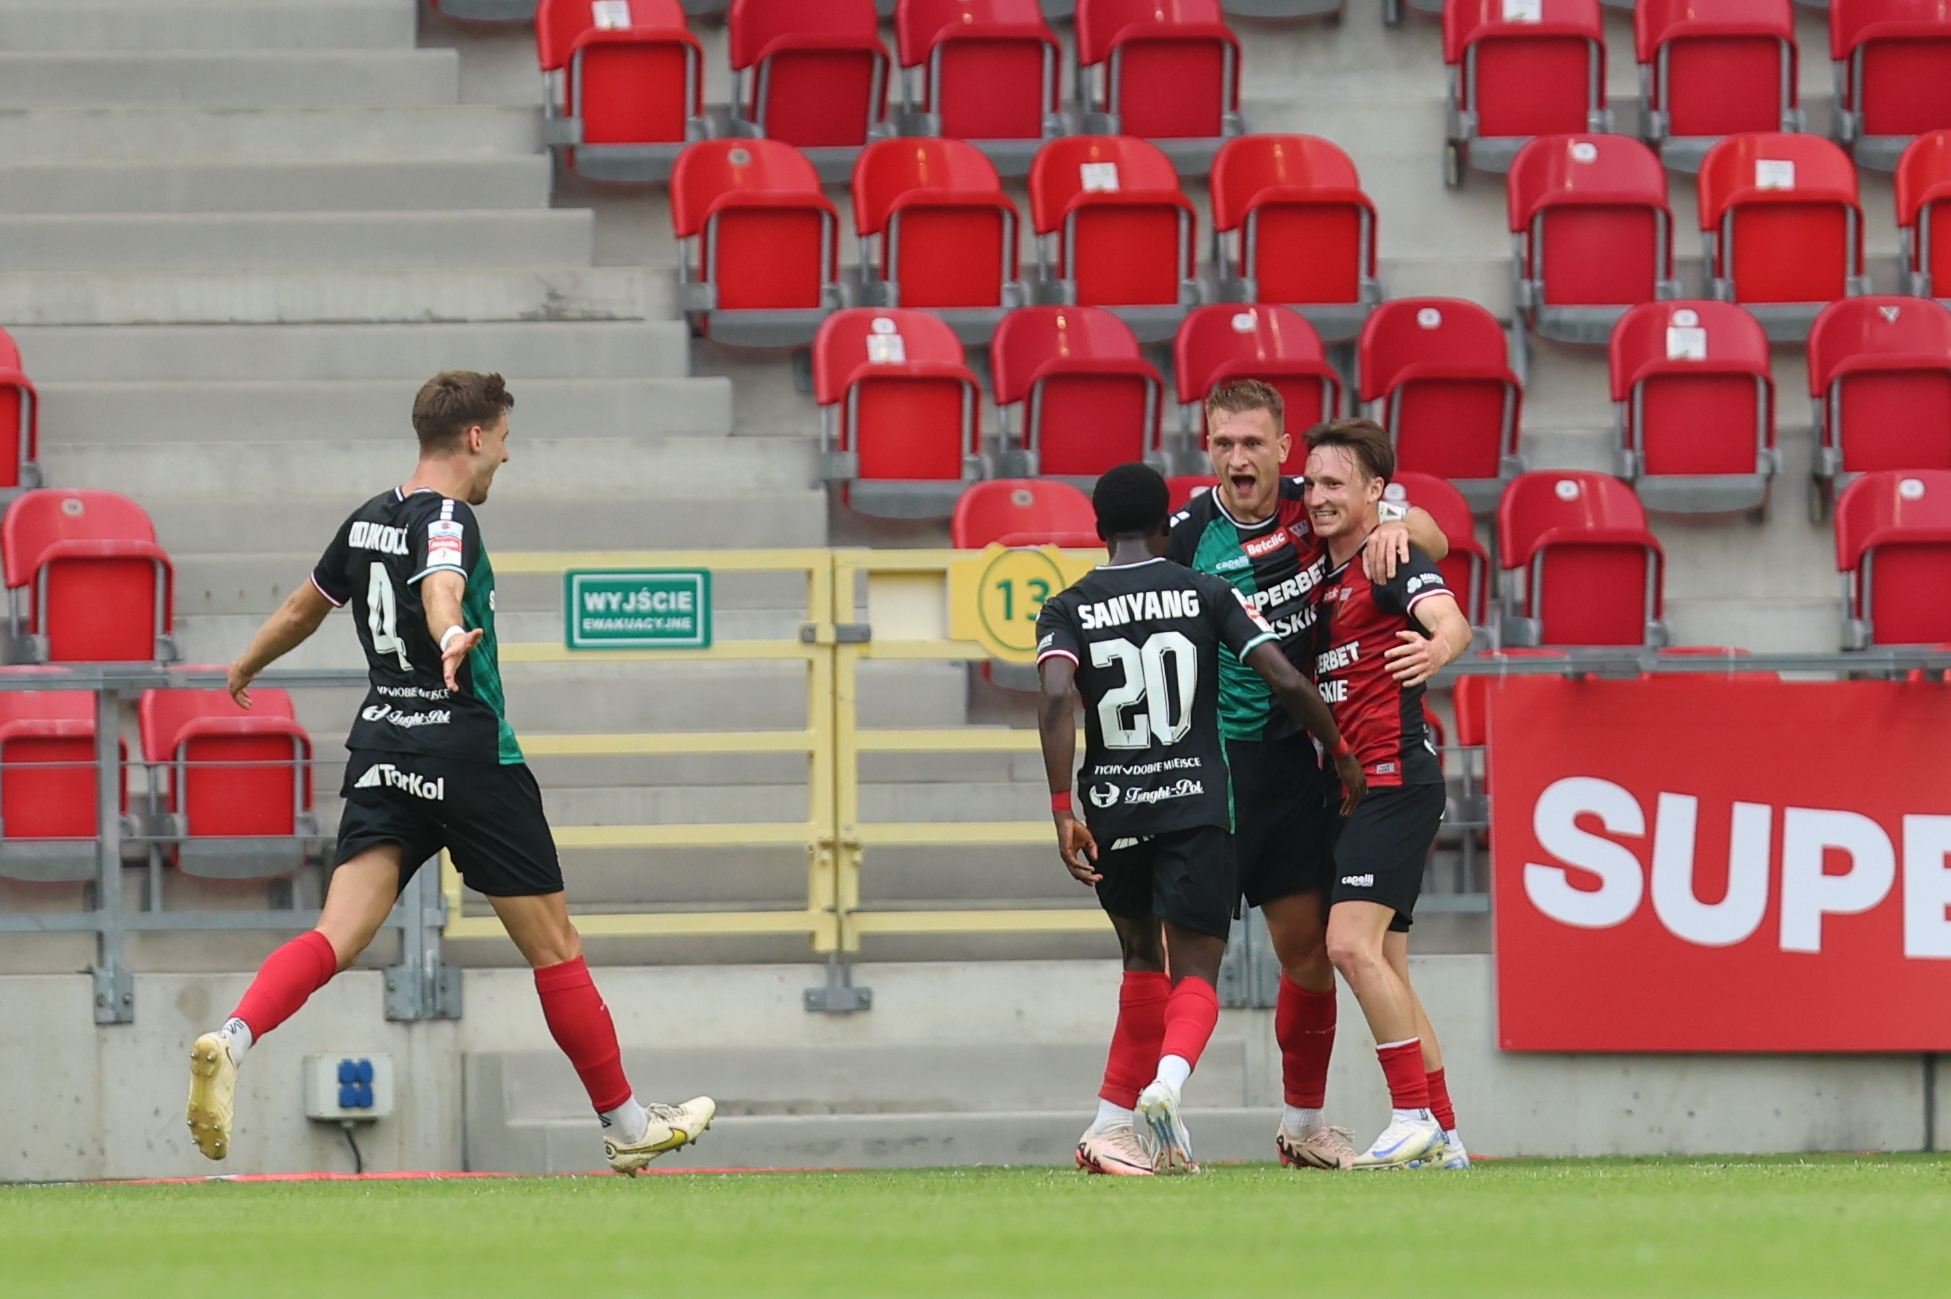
{"left": 1328, "top": 737, "right": 1353, "bottom": 761}
{"left": 1051, "top": 791, "right": 1073, "bottom": 815}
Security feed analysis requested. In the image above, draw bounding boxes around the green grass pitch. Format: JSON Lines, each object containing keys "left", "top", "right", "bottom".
{"left": 4, "top": 1156, "right": 1948, "bottom": 1297}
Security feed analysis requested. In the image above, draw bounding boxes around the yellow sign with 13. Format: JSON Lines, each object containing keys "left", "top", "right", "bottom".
{"left": 946, "top": 544, "right": 1099, "bottom": 663}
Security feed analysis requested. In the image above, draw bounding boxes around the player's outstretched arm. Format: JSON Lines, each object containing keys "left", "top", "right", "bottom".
{"left": 229, "top": 581, "right": 334, "bottom": 708}
{"left": 1364, "top": 505, "right": 1450, "bottom": 582}
{"left": 1383, "top": 592, "right": 1472, "bottom": 688}
{"left": 1035, "top": 656, "right": 1100, "bottom": 884}
{"left": 1244, "top": 642, "right": 1367, "bottom": 813}
{"left": 420, "top": 570, "right": 484, "bottom": 691}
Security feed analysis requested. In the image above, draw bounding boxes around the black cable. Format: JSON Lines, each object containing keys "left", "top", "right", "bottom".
{"left": 341, "top": 1121, "right": 364, "bottom": 1176}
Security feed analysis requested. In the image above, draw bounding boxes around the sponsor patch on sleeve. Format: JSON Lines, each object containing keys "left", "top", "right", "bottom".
{"left": 425, "top": 519, "right": 464, "bottom": 569}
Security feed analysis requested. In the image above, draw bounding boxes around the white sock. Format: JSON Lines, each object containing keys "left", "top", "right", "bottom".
{"left": 1393, "top": 1107, "right": 1434, "bottom": 1124}
{"left": 600, "top": 1097, "right": 649, "bottom": 1146}
{"left": 221, "top": 1018, "right": 252, "bottom": 1067}
{"left": 1445, "top": 1128, "right": 1462, "bottom": 1145}
{"left": 1092, "top": 1099, "right": 1134, "bottom": 1133}
{"left": 1156, "top": 1054, "right": 1192, "bottom": 1093}
{"left": 1283, "top": 1105, "right": 1323, "bottom": 1134}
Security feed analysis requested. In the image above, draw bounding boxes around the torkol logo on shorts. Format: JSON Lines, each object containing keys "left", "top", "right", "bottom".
{"left": 353, "top": 763, "right": 446, "bottom": 801}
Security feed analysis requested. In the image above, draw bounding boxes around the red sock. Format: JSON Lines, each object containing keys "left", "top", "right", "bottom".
{"left": 1426, "top": 1067, "right": 1456, "bottom": 1131}
{"left": 533, "top": 957, "right": 633, "bottom": 1114}
{"left": 1158, "top": 976, "right": 1221, "bottom": 1072}
{"left": 230, "top": 929, "right": 338, "bottom": 1038}
{"left": 1275, "top": 978, "right": 1336, "bottom": 1109}
{"left": 1099, "top": 971, "right": 1171, "bottom": 1108}
{"left": 1377, "top": 1038, "right": 1430, "bottom": 1110}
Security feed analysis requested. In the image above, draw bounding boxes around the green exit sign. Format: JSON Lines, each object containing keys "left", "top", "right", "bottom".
{"left": 564, "top": 570, "right": 711, "bottom": 650}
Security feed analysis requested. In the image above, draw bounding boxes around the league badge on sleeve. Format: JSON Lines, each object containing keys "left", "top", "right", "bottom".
{"left": 426, "top": 519, "right": 464, "bottom": 569}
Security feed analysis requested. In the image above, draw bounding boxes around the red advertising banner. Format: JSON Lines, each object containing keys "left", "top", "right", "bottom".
{"left": 1487, "top": 676, "right": 1951, "bottom": 1052}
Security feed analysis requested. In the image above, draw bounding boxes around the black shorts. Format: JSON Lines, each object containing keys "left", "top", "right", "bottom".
{"left": 1327, "top": 781, "right": 1446, "bottom": 933}
{"left": 335, "top": 749, "right": 564, "bottom": 898}
{"left": 1094, "top": 824, "right": 1236, "bottom": 941}
{"left": 1226, "top": 732, "right": 1333, "bottom": 909}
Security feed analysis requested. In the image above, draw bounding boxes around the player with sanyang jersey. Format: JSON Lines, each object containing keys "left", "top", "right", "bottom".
{"left": 1304, "top": 418, "right": 1475, "bottom": 1172}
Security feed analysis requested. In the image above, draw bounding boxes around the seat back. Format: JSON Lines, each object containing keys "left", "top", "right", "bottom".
{"left": 852, "top": 138, "right": 1019, "bottom": 309}
{"left": 1445, "top": 0, "right": 1607, "bottom": 139}
{"left": 1174, "top": 305, "right": 1337, "bottom": 472}
{"left": 1387, "top": 470, "right": 1489, "bottom": 626}
{"left": 729, "top": 0, "right": 888, "bottom": 148}
{"left": 1452, "top": 648, "right": 1571, "bottom": 747}
{"left": 816, "top": 308, "right": 977, "bottom": 481}
{"left": 1359, "top": 298, "right": 1521, "bottom": 485}
{"left": 951, "top": 478, "right": 1097, "bottom": 547}
{"left": 1610, "top": 300, "right": 1773, "bottom": 476}
{"left": 992, "top": 305, "right": 1161, "bottom": 475}
{"left": 2, "top": 490, "right": 173, "bottom": 663}
{"left": 1498, "top": 471, "right": 1664, "bottom": 645}
{"left": 0, "top": 689, "right": 99, "bottom": 845}
{"left": 1636, "top": 0, "right": 1796, "bottom": 139}
{"left": 1029, "top": 135, "right": 1194, "bottom": 307}
{"left": 1698, "top": 132, "right": 1861, "bottom": 304}
{"left": 671, "top": 140, "right": 838, "bottom": 311}
{"left": 1209, "top": 134, "right": 1374, "bottom": 307}
{"left": 1897, "top": 129, "right": 1951, "bottom": 285}
{"left": 897, "top": 0, "right": 1058, "bottom": 141}
{"left": 1833, "top": 0, "right": 1951, "bottom": 138}
{"left": 1508, "top": 134, "right": 1671, "bottom": 309}
{"left": 0, "top": 326, "right": 36, "bottom": 492}
{"left": 539, "top": 0, "right": 701, "bottom": 148}
{"left": 139, "top": 688, "right": 310, "bottom": 839}
{"left": 1835, "top": 470, "right": 1951, "bottom": 643}
{"left": 1808, "top": 296, "right": 1951, "bottom": 474}
{"left": 1075, "top": 0, "right": 1238, "bottom": 140}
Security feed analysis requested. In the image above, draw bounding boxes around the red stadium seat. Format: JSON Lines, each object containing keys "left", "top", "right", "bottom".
{"left": 1835, "top": 469, "right": 1951, "bottom": 645}
{"left": 1832, "top": 0, "right": 1951, "bottom": 171}
{"left": 727, "top": 0, "right": 891, "bottom": 179}
{"left": 1498, "top": 470, "right": 1667, "bottom": 647}
{"left": 851, "top": 138, "right": 1025, "bottom": 343}
{"left": 1028, "top": 135, "right": 1197, "bottom": 342}
{"left": 1807, "top": 297, "right": 1951, "bottom": 505}
{"left": 3, "top": 490, "right": 175, "bottom": 665}
{"left": 670, "top": 139, "right": 840, "bottom": 347}
{"left": 1609, "top": 300, "right": 1777, "bottom": 513}
{"left": 1698, "top": 132, "right": 1867, "bottom": 340}
{"left": 1208, "top": 134, "right": 1379, "bottom": 342}
{"left": 1172, "top": 305, "right": 1339, "bottom": 475}
{"left": 536, "top": 0, "right": 705, "bottom": 184}
{"left": 991, "top": 305, "right": 1165, "bottom": 478}
{"left": 1358, "top": 298, "right": 1525, "bottom": 512}
{"left": 1508, "top": 134, "right": 1680, "bottom": 345}
{"left": 1896, "top": 129, "right": 1951, "bottom": 296}
{"left": 139, "top": 687, "right": 317, "bottom": 881}
{"left": 815, "top": 309, "right": 983, "bottom": 516}
{"left": 1635, "top": 0, "right": 1802, "bottom": 172}
{"left": 1167, "top": 474, "right": 1220, "bottom": 511}
{"left": 1072, "top": 0, "right": 1245, "bottom": 175}
{"left": 1386, "top": 471, "right": 1491, "bottom": 628}
{"left": 0, "top": 328, "right": 38, "bottom": 492}
{"left": 893, "top": 0, "right": 1063, "bottom": 175}
{"left": 952, "top": 478, "right": 1098, "bottom": 547}
{"left": 1452, "top": 649, "right": 1571, "bottom": 748}
{"left": 1443, "top": 0, "right": 1612, "bottom": 184}
{"left": 0, "top": 688, "right": 120, "bottom": 884}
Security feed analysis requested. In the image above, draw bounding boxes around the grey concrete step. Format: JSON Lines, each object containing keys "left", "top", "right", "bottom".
{"left": 0, "top": 159, "right": 548, "bottom": 214}
{"left": 0, "top": 2, "right": 415, "bottom": 52}
{"left": 12, "top": 322, "right": 691, "bottom": 382}
{"left": 0, "top": 106, "right": 538, "bottom": 163}
{"left": 0, "top": 50, "right": 458, "bottom": 108}
{"left": 0, "top": 211, "right": 591, "bottom": 273}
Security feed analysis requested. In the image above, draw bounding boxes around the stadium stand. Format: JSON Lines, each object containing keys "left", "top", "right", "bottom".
{"left": 1807, "top": 296, "right": 1951, "bottom": 510}
{"left": 726, "top": 0, "right": 891, "bottom": 181}
{"left": 0, "top": 687, "right": 120, "bottom": 885}
{"left": 891, "top": 0, "right": 1064, "bottom": 175}
{"left": 1071, "top": 0, "right": 1245, "bottom": 174}
{"left": 1698, "top": 131, "right": 1869, "bottom": 340}
{"left": 1497, "top": 470, "right": 1669, "bottom": 647}
{"left": 535, "top": 0, "right": 706, "bottom": 184}
{"left": 1358, "top": 297, "right": 1525, "bottom": 513}
{"left": 671, "top": 138, "right": 842, "bottom": 347}
{"left": 0, "top": 328, "right": 39, "bottom": 493}
{"left": 1831, "top": 0, "right": 1951, "bottom": 170}
{"left": 1442, "top": 0, "right": 1612, "bottom": 185}
{"left": 1609, "top": 299, "right": 1778, "bottom": 514}
{"left": 1223, "top": 0, "right": 1341, "bottom": 18}
{"left": 1028, "top": 135, "right": 1198, "bottom": 342}
{"left": 851, "top": 138, "right": 1027, "bottom": 342}
{"left": 991, "top": 305, "right": 1165, "bottom": 477}
{"left": 815, "top": 308, "right": 983, "bottom": 516}
{"left": 1207, "top": 134, "right": 1380, "bottom": 342}
{"left": 432, "top": 0, "right": 539, "bottom": 19}
{"left": 1167, "top": 474, "right": 1220, "bottom": 510}
{"left": 2, "top": 490, "right": 175, "bottom": 665}
{"left": 1634, "top": 0, "right": 1803, "bottom": 173}
{"left": 1897, "top": 129, "right": 1951, "bottom": 296}
{"left": 950, "top": 478, "right": 1098, "bottom": 547}
{"left": 1836, "top": 469, "right": 1951, "bottom": 645}
{"left": 1173, "top": 304, "right": 1340, "bottom": 473}
{"left": 1386, "top": 471, "right": 1490, "bottom": 628}
{"left": 1507, "top": 133, "right": 1680, "bottom": 345}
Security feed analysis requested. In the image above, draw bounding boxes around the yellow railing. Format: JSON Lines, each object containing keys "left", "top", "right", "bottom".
{"left": 440, "top": 547, "right": 1108, "bottom": 953}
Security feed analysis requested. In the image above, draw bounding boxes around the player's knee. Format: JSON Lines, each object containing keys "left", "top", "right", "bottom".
{"left": 1325, "top": 932, "right": 1379, "bottom": 980}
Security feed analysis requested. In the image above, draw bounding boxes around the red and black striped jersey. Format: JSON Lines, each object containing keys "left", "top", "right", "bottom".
{"left": 1311, "top": 541, "right": 1450, "bottom": 788}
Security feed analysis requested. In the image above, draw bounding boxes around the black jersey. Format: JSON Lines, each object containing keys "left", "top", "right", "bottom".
{"left": 1035, "top": 557, "right": 1279, "bottom": 840}
{"left": 311, "top": 488, "right": 521, "bottom": 765}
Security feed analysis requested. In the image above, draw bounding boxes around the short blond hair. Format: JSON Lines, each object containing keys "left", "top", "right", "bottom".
{"left": 1203, "top": 377, "right": 1284, "bottom": 437}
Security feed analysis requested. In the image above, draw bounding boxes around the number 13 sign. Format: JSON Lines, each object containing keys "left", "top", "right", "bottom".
{"left": 947, "top": 544, "right": 1097, "bottom": 662}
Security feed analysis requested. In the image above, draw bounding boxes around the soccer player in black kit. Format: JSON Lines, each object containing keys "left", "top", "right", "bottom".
{"left": 185, "top": 372, "right": 712, "bottom": 1175}
{"left": 1036, "top": 463, "right": 1365, "bottom": 1175}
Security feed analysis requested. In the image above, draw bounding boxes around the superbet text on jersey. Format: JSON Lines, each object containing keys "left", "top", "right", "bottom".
{"left": 1311, "top": 544, "right": 1451, "bottom": 788}
{"left": 1034, "top": 558, "right": 1280, "bottom": 840}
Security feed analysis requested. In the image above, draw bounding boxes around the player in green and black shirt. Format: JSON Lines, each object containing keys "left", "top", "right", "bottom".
{"left": 186, "top": 372, "right": 712, "bottom": 1176}
{"left": 1164, "top": 378, "right": 1448, "bottom": 1171}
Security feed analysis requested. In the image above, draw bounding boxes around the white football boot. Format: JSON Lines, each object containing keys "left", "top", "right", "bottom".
{"left": 604, "top": 1097, "right": 716, "bottom": 1176}
{"left": 1411, "top": 1130, "right": 1472, "bottom": 1170}
{"left": 1350, "top": 1111, "right": 1442, "bottom": 1170}
{"left": 1136, "top": 1081, "right": 1198, "bottom": 1175}
{"left": 186, "top": 1030, "right": 239, "bottom": 1161}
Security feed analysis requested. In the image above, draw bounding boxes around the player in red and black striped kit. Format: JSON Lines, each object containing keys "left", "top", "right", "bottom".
{"left": 1304, "top": 419, "right": 1475, "bottom": 1171}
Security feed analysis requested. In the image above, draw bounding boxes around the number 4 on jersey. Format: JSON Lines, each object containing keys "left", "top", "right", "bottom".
{"left": 367, "top": 562, "right": 410, "bottom": 670}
